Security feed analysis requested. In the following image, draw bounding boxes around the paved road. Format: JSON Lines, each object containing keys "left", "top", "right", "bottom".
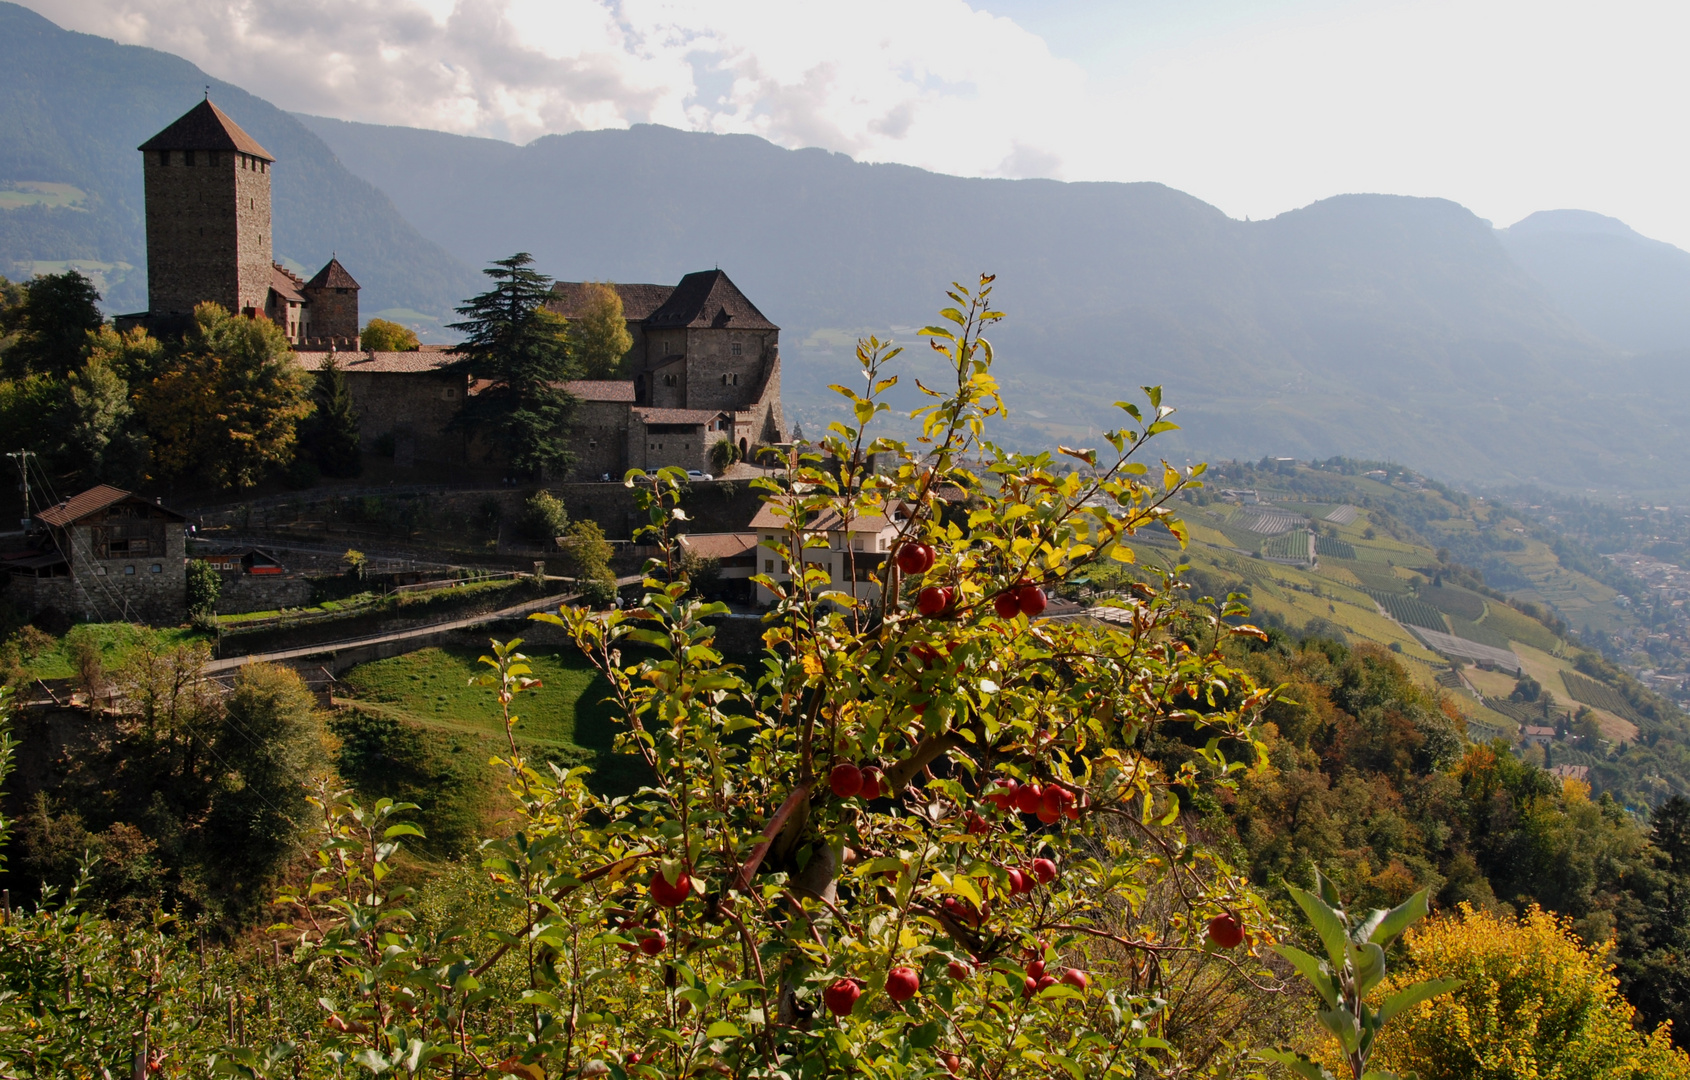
{"left": 204, "top": 575, "right": 641, "bottom": 673}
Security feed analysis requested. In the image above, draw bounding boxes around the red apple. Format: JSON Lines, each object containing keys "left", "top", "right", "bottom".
{"left": 1004, "top": 867, "right": 1027, "bottom": 895}
{"left": 896, "top": 543, "right": 935, "bottom": 575}
{"left": 917, "top": 586, "right": 952, "bottom": 617}
{"left": 638, "top": 930, "right": 668, "bottom": 956}
{"left": 965, "top": 812, "right": 990, "bottom": 836}
{"left": 650, "top": 870, "right": 691, "bottom": 908}
{"left": 1022, "top": 976, "right": 1038, "bottom": 999}
{"left": 912, "top": 643, "right": 939, "bottom": 669}
{"left": 1017, "top": 586, "right": 1048, "bottom": 617}
{"left": 1030, "top": 858, "right": 1058, "bottom": 884}
{"left": 1015, "top": 782, "right": 1044, "bottom": 815}
{"left": 1036, "top": 804, "right": 1059, "bottom": 825}
{"left": 941, "top": 1053, "right": 961, "bottom": 1076}
{"left": 985, "top": 779, "right": 1019, "bottom": 811}
{"left": 1061, "top": 968, "right": 1089, "bottom": 991}
{"left": 829, "top": 762, "right": 864, "bottom": 798}
{"left": 993, "top": 591, "right": 1021, "bottom": 619}
{"left": 1207, "top": 913, "right": 1245, "bottom": 949}
{"left": 823, "top": 978, "right": 863, "bottom": 1017}
{"left": 1036, "top": 974, "right": 1058, "bottom": 993}
{"left": 1026, "top": 959, "right": 1046, "bottom": 980}
{"left": 947, "top": 960, "right": 972, "bottom": 981}
{"left": 859, "top": 766, "right": 884, "bottom": 801}
{"left": 885, "top": 966, "right": 920, "bottom": 1002}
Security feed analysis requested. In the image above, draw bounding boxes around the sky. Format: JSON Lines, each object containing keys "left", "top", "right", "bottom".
{"left": 25, "top": 0, "right": 1690, "bottom": 249}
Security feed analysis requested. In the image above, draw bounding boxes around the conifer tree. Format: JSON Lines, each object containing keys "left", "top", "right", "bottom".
{"left": 308, "top": 354, "right": 362, "bottom": 477}
{"left": 448, "top": 253, "right": 580, "bottom": 477}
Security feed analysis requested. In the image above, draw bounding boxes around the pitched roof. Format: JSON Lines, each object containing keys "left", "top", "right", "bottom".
{"left": 747, "top": 502, "right": 896, "bottom": 533}
{"left": 271, "top": 264, "right": 305, "bottom": 304}
{"left": 548, "top": 282, "right": 676, "bottom": 322}
{"left": 138, "top": 99, "right": 275, "bottom": 161}
{"left": 36, "top": 485, "right": 186, "bottom": 527}
{"left": 295, "top": 350, "right": 455, "bottom": 374}
{"left": 644, "top": 271, "right": 778, "bottom": 331}
{"left": 677, "top": 532, "right": 759, "bottom": 561}
{"left": 304, "top": 257, "right": 360, "bottom": 290}
{"left": 563, "top": 380, "right": 637, "bottom": 402}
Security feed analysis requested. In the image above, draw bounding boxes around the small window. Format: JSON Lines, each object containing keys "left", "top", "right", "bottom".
{"left": 185, "top": 150, "right": 195, "bottom": 166}
{"left": 732, "top": 343, "right": 742, "bottom": 356}
{"left": 95, "top": 566, "right": 108, "bottom": 576}
{"left": 442, "top": 387, "right": 457, "bottom": 399}
{"left": 150, "top": 563, "right": 162, "bottom": 573}
{"left": 765, "top": 559, "right": 774, "bottom": 572}
{"left": 124, "top": 565, "right": 136, "bottom": 575}
{"left": 158, "top": 151, "right": 169, "bottom": 167}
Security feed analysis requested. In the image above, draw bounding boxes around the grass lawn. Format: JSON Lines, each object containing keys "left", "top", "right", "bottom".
{"left": 337, "top": 643, "right": 647, "bottom": 793}
{"left": 17, "top": 623, "right": 211, "bottom": 681}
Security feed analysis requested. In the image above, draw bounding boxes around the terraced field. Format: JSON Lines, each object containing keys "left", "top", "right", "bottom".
{"left": 1315, "top": 535, "right": 1357, "bottom": 559}
{"left": 1366, "top": 590, "right": 1450, "bottom": 632}
{"left": 1562, "top": 671, "right": 1647, "bottom": 725}
{"left": 1419, "top": 584, "right": 1487, "bottom": 620}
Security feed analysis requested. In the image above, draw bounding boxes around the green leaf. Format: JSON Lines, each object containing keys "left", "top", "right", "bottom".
{"left": 1273, "top": 944, "right": 1338, "bottom": 1008}
{"left": 1317, "top": 1008, "right": 1361, "bottom": 1053}
{"left": 705, "top": 1020, "right": 741, "bottom": 1038}
{"left": 1367, "top": 889, "right": 1430, "bottom": 947}
{"left": 1288, "top": 884, "right": 1351, "bottom": 972}
{"left": 1376, "top": 978, "right": 1461, "bottom": 1027}
{"left": 1352, "top": 941, "right": 1387, "bottom": 998}
{"left": 1258, "top": 1049, "right": 1336, "bottom": 1080}
{"left": 382, "top": 824, "right": 425, "bottom": 840}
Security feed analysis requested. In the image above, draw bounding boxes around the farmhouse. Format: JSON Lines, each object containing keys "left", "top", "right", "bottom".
{"left": 4, "top": 486, "right": 188, "bottom": 624}
{"left": 748, "top": 502, "right": 905, "bottom": 607}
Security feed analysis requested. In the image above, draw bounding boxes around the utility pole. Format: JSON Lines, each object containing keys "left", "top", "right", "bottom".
{"left": 5, "top": 450, "right": 33, "bottom": 531}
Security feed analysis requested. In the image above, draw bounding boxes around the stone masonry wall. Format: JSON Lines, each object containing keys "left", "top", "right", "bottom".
{"left": 143, "top": 150, "right": 272, "bottom": 317}
{"left": 571, "top": 400, "right": 631, "bottom": 480}
{"left": 685, "top": 328, "right": 777, "bottom": 414}
{"left": 35, "top": 518, "right": 189, "bottom": 625}
{"left": 347, "top": 371, "right": 468, "bottom": 466}
{"left": 303, "top": 285, "right": 359, "bottom": 342}
{"left": 216, "top": 571, "right": 314, "bottom": 615}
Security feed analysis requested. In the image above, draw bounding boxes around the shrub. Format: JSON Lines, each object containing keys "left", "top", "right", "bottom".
{"left": 520, "top": 490, "right": 568, "bottom": 545}
{"left": 709, "top": 436, "right": 738, "bottom": 473}
{"left": 562, "top": 519, "right": 616, "bottom": 607}
{"left": 185, "top": 559, "right": 222, "bottom": 623}
{"left": 1370, "top": 904, "right": 1690, "bottom": 1080}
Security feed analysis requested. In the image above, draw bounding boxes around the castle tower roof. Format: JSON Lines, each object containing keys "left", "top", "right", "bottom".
{"left": 138, "top": 98, "right": 274, "bottom": 161}
{"left": 645, "top": 270, "right": 778, "bottom": 330}
{"left": 304, "top": 257, "right": 360, "bottom": 290}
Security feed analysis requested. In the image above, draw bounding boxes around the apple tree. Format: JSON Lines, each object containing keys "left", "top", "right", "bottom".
{"left": 267, "top": 277, "right": 1280, "bottom": 1079}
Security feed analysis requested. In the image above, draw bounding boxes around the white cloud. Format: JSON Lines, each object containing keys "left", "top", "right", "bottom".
{"left": 25, "top": 0, "right": 1087, "bottom": 177}
{"left": 22, "top": 0, "right": 1690, "bottom": 249}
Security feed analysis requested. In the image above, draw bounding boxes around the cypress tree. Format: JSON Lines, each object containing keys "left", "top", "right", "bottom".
{"left": 310, "top": 354, "right": 362, "bottom": 477}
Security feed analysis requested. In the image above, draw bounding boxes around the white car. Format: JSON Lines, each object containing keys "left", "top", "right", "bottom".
{"left": 686, "top": 470, "right": 713, "bottom": 481}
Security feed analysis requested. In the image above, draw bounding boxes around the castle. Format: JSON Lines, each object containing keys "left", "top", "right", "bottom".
{"left": 121, "top": 98, "right": 784, "bottom": 478}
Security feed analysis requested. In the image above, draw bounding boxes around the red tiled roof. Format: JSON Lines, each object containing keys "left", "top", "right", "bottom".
{"left": 36, "top": 485, "right": 186, "bottom": 527}
{"left": 677, "top": 532, "right": 758, "bottom": 561}
{"left": 633, "top": 407, "right": 723, "bottom": 426}
{"left": 138, "top": 99, "right": 274, "bottom": 161}
{"left": 271, "top": 264, "right": 305, "bottom": 304}
{"left": 304, "top": 257, "right": 360, "bottom": 290}
{"left": 564, "top": 380, "right": 636, "bottom": 402}
{"left": 548, "top": 282, "right": 676, "bottom": 322}
{"left": 747, "top": 502, "right": 896, "bottom": 533}
{"left": 295, "top": 351, "right": 456, "bottom": 374}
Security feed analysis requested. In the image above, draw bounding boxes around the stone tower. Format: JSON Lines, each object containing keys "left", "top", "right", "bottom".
{"left": 137, "top": 99, "right": 276, "bottom": 320}
{"left": 300, "top": 257, "right": 361, "bottom": 345}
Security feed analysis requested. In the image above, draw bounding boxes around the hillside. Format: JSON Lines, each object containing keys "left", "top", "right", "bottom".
{"left": 1124, "top": 461, "right": 1690, "bottom": 809}
{"left": 1499, "top": 209, "right": 1690, "bottom": 355}
{"left": 0, "top": 2, "right": 475, "bottom": 326}
{"left": 294, "top": 113, "right": 1685, "bottom": 495}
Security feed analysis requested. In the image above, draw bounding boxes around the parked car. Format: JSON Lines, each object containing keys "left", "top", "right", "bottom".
{"left": 686, "top": 470, "right": 713, "bottom": 481}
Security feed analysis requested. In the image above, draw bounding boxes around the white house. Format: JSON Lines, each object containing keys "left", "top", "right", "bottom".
{"left": 749, "top": 501, "right": 908, "bottom": 606}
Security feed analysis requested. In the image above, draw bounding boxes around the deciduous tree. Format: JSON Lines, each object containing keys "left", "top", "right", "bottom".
{"left": 3, "top": 270, "right": 102, "bottom": 379}
{"left": 570, "top": 281, "right": 633, "bottom": 378}
{"left": 359, "top": 317, "right": 420, "bottom": 352}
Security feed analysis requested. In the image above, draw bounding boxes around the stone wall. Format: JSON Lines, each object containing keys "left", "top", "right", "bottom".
{"left": 142, "top": 149, "right": 272, "bottom": 317}
{"left": 216, "top": 572, "right": 314, "bottom": 615}
{"left": 572, "top": 400, "right": 632, "bottom": 480}
{"left": 24, "top": 517, "right": 190, "bottom": 625}
{"left": 347, "top": 371, "right": 468, "bottom": 467}
{"left": 303, "top": 284, "right": 359, "bottom": 341}
{"left": 685, "top": 328, "right": 778, "bottom": 414}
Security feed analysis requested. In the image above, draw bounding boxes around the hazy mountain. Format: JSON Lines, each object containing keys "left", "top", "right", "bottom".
{"left": 0, "top": 2, "right": 475, "bottom": 324}
{"left": 298, "top": 113, "right": 1683, "bottom": 494}
{"left": 1498, "top": 210, "right": 1690, "bottom": 355}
